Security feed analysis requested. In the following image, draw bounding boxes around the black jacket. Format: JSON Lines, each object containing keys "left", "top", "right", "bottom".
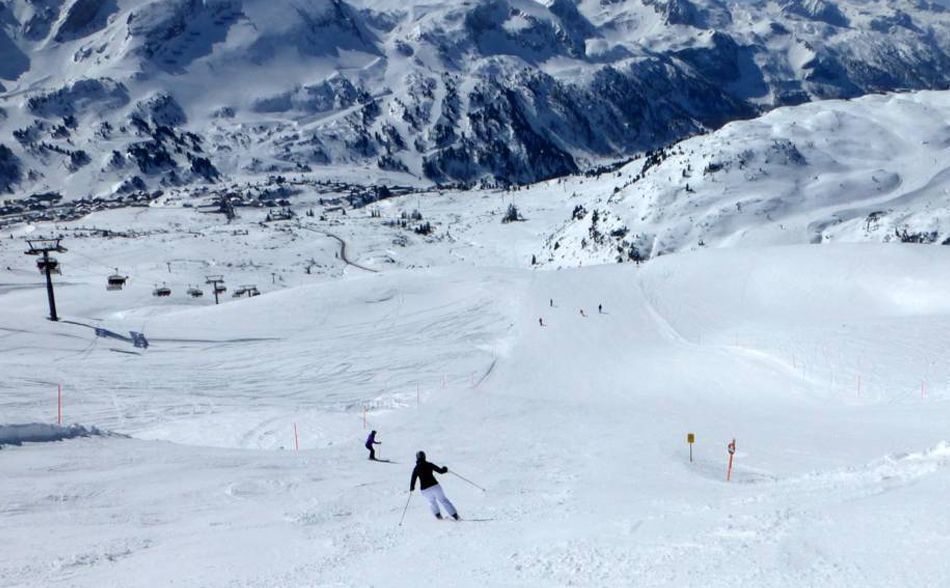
{"left": 410, "top": 460, "right": 446, "bottom": 491}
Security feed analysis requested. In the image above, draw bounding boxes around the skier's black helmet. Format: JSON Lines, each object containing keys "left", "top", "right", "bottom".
{"left": 416, "top": 450, "right": 426, "bottom": 462}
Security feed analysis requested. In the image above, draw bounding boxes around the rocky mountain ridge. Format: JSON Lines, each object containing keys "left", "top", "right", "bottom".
{"left": 1, "top": 0, "right": 949, "bottom": 199}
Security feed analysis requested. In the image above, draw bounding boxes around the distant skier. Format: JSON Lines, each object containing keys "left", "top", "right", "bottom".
{"left": 580, "top": 309, "right": 586, "bottom": 317}
{"left": 365, "top": 430, "right": 381, "bottom": 461}
{"left": 549, "top": 298, "right": 553, "bottom": 307}
{"left": 539, "top": 317, "right": 544, "bottom": 327}
{"left": 410, "top": 451, "right": 459, "bottom": 520}
{"left": 598, "top": 304, "right": 602, "bottom": 314}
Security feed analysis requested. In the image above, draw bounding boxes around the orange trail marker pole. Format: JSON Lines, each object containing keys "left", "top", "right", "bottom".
{"left": 687, "top": 433, "right": 695, "bottom": 463}
{"left": 57, "top": 384, "right": 62, "bottom": 425}
{"left": 726, "top": 438, "right": 736, "bottom": 482}
{"left": 293, "top": 422, "right": 299, "bottom": 452}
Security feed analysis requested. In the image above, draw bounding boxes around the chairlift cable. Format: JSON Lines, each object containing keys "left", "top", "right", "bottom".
{"left": 67, "top": 248, "right": 120, "bottom": 273}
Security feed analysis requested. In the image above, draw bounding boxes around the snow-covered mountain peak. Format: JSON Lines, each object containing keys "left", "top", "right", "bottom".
{"left": 3, "top": 0, "right": 950, "bottom": 198}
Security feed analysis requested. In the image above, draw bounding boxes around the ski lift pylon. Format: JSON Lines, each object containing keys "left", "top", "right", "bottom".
{"left": 205, "top": 275, "right": 227, "bottom": 293}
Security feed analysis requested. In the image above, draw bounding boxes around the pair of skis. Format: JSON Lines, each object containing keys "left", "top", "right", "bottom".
{"left": 398, "top": 471, "right": 489, "bottom": 526}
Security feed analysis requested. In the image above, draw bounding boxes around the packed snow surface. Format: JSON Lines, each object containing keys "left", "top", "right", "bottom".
{"left": 2, "top": 90, "right": 950, "bottom": 586}
{"left": 2, "top": 220, "right": 950, "bottom": 586}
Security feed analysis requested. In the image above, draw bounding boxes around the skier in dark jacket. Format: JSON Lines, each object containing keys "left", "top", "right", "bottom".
{"left": 410, "top": 451, "right": 459, "bottom": 520}
{"left": 365, "top": 430, "right": 381, "bottom": 460}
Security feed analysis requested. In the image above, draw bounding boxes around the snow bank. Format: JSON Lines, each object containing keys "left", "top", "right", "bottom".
{"left": 0, "top": 423, "right": 112, "bottom": 446}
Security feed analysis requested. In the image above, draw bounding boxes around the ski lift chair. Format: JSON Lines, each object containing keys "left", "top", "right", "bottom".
{"left": 107, "top": 269, "right": 128, "bottom": 291}
{"left": 37, "top": 257, "right": 61, "bottom": 274}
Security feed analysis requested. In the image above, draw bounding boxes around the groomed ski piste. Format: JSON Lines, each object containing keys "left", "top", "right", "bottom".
{"left": 4, "top": 92, "right": 950, "bottom": 586}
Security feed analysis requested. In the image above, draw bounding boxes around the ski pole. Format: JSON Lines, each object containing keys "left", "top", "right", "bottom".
{"left": 450, "top": 470, "right": 487, "bottom": 492}
{"left": 398, "top": 492, "right": 412, "bottom": 527}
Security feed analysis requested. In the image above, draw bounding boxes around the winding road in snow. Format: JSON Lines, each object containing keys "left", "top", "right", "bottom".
{"left": 300, "top": 225, "right": 378, "bottom": 273}
{"left": 324, "top": 232, "right": 378, "bottom": 273}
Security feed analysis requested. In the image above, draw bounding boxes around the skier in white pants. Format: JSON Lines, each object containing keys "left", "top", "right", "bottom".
{"left": 410, "top": 451, "right": 459, "bottom": 520}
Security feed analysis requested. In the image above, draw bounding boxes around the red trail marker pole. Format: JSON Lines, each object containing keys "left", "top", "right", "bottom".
{"left": 726, "top": 439, "right": 736, "bottom": 482}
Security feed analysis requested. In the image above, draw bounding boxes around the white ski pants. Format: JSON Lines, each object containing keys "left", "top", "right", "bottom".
{"left": 421, "top": 484, "right": 457, "bottom": 517}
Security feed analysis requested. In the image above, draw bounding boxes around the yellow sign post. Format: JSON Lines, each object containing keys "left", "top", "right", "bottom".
{"left": 687, "top": 433, "right": 695, "bottom": 462}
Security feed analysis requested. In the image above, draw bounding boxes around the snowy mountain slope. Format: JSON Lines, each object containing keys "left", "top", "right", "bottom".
{"left": 4, "top": 88, "right": 948, "bottom": 270}
{"left": 2, "top": 0, "right": 950, "bottom": 195}
{"left": 528, "top": 90, "right": 950, "bottom": 264}
{"left": 3, "top": 82, "right": 950, "bottom": 583}
{"left": 3, "top": 15, "right": 950, "bottom": 583}
{"left": 2, "top": 225, "right": 950, "bottom": 585}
